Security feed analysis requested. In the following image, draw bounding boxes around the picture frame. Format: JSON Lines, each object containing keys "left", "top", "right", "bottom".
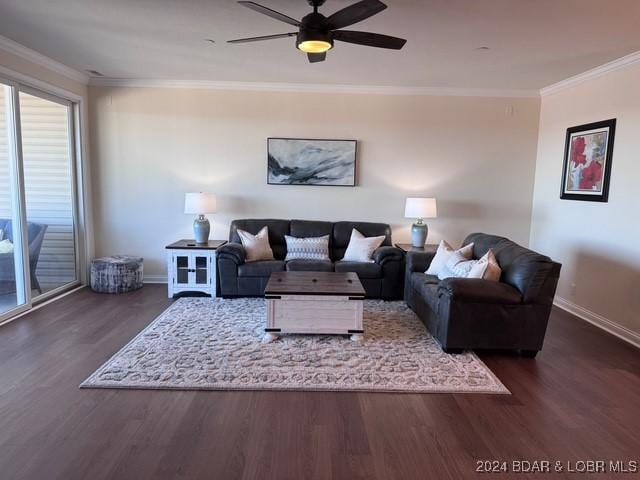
{"left": 267, "top": 137, "right": 357, "bottom": 187}
{"left": 560, "top": 119, "right": 616, "bottom": 202}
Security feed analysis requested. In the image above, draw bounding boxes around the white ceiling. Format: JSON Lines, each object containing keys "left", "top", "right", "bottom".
{"left": 0, "top": 0, "right": 639, "bottom": 90}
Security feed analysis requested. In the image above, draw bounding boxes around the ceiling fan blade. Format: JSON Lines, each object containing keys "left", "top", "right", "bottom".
{"left": 237, "top": 1, "right": 301, "bottom": 27}
{"left": 307, "top": 52, "right": 326, "bottom": 63}
{"left": 332, "top": 30, "right": 406, "bottom": 49}
{"left": 327, "top": 0, "right": 387, "bottom": 30}
{"left": 227, "top": 32, "right": 297, "bottom": 44}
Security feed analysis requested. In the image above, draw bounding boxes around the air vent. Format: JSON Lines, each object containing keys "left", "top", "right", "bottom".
{"left": 86, "top": 69, "right": 104, "bottom": 77}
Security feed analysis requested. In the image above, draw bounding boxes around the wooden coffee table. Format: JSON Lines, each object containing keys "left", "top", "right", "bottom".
{"left": 263, "top": 271, "right": 366, "bottom": 343}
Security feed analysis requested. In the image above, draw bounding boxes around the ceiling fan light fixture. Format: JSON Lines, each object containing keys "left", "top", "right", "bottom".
{"left": 296, "top": 30, "right": 333, "bottom": 53}
{"left": 298, "top": 39, "right": 332, "bottom": 53}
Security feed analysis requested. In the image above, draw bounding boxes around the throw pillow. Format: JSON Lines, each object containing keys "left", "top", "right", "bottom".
{"left": 342, "top": 229, "right": 385, "bottom": 263}
{"left": 237, "top": 226, "right": 275, "bottom": 262}
{"left": 438, "top": 249, "right": 501, "bottom": 281}
{"left": 0, "top": 239, "right": 14, "bottom": 255}
{"left": 285, "top": 234, "right": 330, "bottom": 261}
{"left": 438, "top": 251, "right": 474, "bottom": 280}
{"left": 468, "top": 250, "right": 501, "bottom": 281}
{"left": 426, "top": 240, "right": 474, "bottom": 276}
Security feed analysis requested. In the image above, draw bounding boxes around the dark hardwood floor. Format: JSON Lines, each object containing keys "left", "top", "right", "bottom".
{"left": 0, "top": 285, "right": 638, "bottom": 480}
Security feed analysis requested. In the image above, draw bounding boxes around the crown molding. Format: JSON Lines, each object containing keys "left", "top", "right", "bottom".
{"left": 89, "top": 77, "right": 539, "bottom": 98}
{"left": 541, "top": 50, "right": 640, "bottom": 97}
{"left": 0, "top": 34, "right": 89, "bottom": 85}
{"left": 0, "top": 64, "right": 83, "bottom": 102}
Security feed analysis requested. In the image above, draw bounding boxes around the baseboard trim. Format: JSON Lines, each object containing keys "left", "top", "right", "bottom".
{"left": 554, "top": 296, "right": 640, "bottom": 349}
{"left": 144, "top": 275, "right": 168, "bottom": 284}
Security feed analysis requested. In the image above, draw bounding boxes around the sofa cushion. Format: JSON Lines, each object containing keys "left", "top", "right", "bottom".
{"left": 290, "top": 220, "right": 333, "bottom": 241}
{"left": 230, "top": 219, "right": 290, "bottom": 260}
{"left": 334, "top": 260, "right": 382, "bottom": 279}
{"left": 286, "top": 259, "right": 334, "bottom": 272}
{"left": 410, "top": 272, "right": 439, "bottom": 286}
{"left": 438, "top": 277, "right": 523, "bottom": 304}
{"left": 238, "top": 260, "right": 285, "bottom": 277}
{"left": 463, "top": 232, "right": 509, "bottom": 259}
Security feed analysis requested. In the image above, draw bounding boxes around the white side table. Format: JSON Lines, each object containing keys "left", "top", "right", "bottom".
{"left": 166, "top": 239, "right": 226, "bottom": 298}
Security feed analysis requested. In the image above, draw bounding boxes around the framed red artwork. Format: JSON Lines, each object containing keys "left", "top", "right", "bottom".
{"left": 560, "top": 119, "right": 616, "bottom": 202}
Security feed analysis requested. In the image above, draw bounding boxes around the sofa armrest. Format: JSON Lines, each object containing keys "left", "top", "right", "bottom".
{"left": 217, "top": 242, "right": 246, "bottom": 265}
{"left": 406, "top": 250, "right": 436, "bottom": 274}
{"left": 372, "top": 246, "right": 404, "bottom": 265}
{"left": 438, "top": 278, "right": 522, "bottom": 304}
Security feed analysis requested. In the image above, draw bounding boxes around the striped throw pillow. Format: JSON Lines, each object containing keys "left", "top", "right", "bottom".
{"left": 285, "top": 235, "right": 330, "bottom": 261}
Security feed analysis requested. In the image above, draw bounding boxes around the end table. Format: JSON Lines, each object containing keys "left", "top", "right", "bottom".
{"left": 166, "top": 239, "right": 226, "bottom": 298}
{"left": 395, "top": 243, "right": 438, "bottom": 254}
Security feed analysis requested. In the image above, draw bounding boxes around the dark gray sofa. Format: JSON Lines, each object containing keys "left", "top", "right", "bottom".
{"left": 405, "top": 233, "right": 561, "bottom": 357}
{"left": 217, "top": 219, "right": 404, "bottom": 299}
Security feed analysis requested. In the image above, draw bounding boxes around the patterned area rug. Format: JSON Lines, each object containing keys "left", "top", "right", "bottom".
{"left": 81, "top": 298, "right": 509, "bottom": 394}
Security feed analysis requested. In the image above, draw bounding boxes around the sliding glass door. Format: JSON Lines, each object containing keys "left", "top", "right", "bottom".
{"left": 19, "top": 91, "right": 77, "bottom": 298}
{"left": 0, "top": 77, "right": 81, "bottom": 322}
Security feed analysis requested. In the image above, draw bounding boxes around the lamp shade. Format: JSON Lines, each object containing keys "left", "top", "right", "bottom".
{"left": 184, "top": 192, "right": 217, "bottom": 215}
{"left": 404, "top": 197, "right": 437, "bottom": 219}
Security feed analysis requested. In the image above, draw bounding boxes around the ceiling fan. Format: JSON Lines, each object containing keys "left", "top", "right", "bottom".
{"left": 227, "top": 0, "right": 407, "bottom": 63}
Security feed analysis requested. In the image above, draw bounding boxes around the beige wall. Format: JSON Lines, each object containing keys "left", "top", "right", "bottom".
{"left": 89, "top": 86, "right": 540, "bottom": 279}
{"left": 530, "top": 62, "right": 640, "bottom": 340}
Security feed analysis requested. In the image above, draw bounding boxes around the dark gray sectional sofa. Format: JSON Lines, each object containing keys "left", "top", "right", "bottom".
{"left": 217, "top": 219, "right": 405, "bottom": 299}
{"left": 405, "top": 233, "right": 561, "bottom": 356}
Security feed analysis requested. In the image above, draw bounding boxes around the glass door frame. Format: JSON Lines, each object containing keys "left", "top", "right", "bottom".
{"left": 19, "top": 85, "right": 83, "bottom": 303}
{"left": 0, "top": 72, "right": 86, "bottom": 325}
{"left": 0, "top": 77, "right": 30, "bottom": 322}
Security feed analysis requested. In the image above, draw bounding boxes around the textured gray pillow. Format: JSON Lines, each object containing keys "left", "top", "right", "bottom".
{"left": 284, "top": 235, "right": 330, "bottom": 261}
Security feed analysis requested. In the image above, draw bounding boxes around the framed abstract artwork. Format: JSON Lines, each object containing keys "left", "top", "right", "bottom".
{"left": 267, "top": 138, "right": 357, "bottom": 186}
{"left": 560, "top": 119, "right": 616, "bottom": 202}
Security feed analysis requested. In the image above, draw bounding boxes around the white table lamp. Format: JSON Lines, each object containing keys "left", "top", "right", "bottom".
{"left": 184, "top": 192, "right": 217, "bottom": 244}
{"left": 404, "top": 197, "right": 437, "bottom": 247}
